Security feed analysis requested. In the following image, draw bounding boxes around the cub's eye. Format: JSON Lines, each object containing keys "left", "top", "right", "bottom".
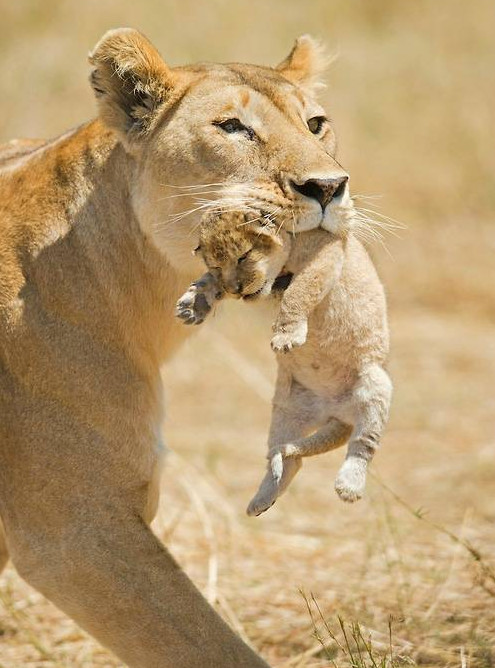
{"left": 307, "top": 116, "right": 326, "bottom": 135}
{"left": 213, "top": 118, "right": 255, "bottom": 140}
{"left": 237, "top": 251, "right": 250, "bottom": 265}
{"left": 216, "top": 118, "right": 243, "bottom": 133}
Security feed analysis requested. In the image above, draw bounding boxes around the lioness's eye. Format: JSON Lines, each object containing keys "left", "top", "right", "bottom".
{"left": 213, "top": 118, "right": 255, "bottom": 140}
{"left": 307, "top": 116, "right": 326, "bottom": 134}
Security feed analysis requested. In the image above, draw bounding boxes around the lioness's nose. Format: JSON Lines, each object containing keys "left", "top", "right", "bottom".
{"left": 291, "top": 176, "right": 348, "bottom": 210}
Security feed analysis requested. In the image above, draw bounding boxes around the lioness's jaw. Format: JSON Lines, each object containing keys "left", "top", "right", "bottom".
{"left": 89, "top": 28, "right": 175, "bottom": 146}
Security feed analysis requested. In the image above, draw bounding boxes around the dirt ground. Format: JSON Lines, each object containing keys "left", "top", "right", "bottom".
{"left": 1, "top": 1, "right": 494, "bottom": 666}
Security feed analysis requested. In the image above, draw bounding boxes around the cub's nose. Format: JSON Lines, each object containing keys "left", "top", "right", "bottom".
{"left": 291, "top": 176, "right": 348, "bottom": 210}
{"left": 224, "top": 279, "right": 242, "bottom": 295}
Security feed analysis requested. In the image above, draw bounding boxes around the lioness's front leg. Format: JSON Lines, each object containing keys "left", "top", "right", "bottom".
{"left": 2, "top": 459, "right": 268, "bottom": 668}
{"left": 0, "top": 518, "right": 8, "bottom": 574}
{"left": 176, "top": 271, "right": 224, "bottom": 325}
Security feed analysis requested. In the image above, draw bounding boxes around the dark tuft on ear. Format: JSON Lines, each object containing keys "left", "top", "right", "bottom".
{"left": 89, "top": 28, "right": 174, "bottom": 141}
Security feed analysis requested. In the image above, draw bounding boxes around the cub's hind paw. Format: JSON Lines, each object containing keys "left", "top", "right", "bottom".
{"left": 334, "top": 457, "right": 367, "bottom": 503}
{"left": 246, "top": 492, "right": 277, "bottom": 517}
{"left": 175, "top": 288, "right": 211, "bottom": 325}
{"left": 246, "top": 479, "right": 279, "bottom": 517}
{"left": 271, "top": 321, "right": 308, "bottom": 353}
{"left": 246, "top": 457, "right": 283, "bottom": 517}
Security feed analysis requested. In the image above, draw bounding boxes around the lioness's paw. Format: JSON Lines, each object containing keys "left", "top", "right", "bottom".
{"left": 334, "top": 457, "right": 367, "bottom": 503}
{"left": 271, "top": 321, "right": 308, "bottom": 353}
{"left": 175, "top": 288, "right": 211, "bottom": 325}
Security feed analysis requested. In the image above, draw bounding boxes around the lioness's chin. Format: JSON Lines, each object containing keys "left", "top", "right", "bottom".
{"left": 321, "top": 192, "right": 355, "bottom": 235}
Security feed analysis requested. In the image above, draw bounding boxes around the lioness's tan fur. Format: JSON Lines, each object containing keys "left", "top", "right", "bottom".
{"left": 1, "top": 28, "right": 352, "bottom": 667}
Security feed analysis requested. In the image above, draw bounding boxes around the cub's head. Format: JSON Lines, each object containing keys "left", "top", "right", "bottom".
{"left": 198, "top": 211, "right": 290, "bottom": 299}
{"left": 89, "top": 28, "right": 354, "bottom": 271}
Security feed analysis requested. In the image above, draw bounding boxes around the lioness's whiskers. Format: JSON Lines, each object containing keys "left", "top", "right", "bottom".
{"left": 168, "top": 195, "right": 247, "bottom": 220}
{"left": 157, "top": 190, "right": 225, "bottom": 202}
{"left": 235, "top": 206, "right": 282, "bottom": 228}
{"left": 291, "top": 211, "right": 296, "bottom": 237}
{"left": 352, "top": 212, "right": 395, "bottom": 259}
{"left": 355, "top": 206, "right": 406, "bottom": 231}
{"left": 154, "top": 203, "right": 216, "bottom": 229}
{"left": 351, "top": 192, "right": 383, "bottom": 203}
{"left": 159, "top": 182, "right": 228, "bottom": 191}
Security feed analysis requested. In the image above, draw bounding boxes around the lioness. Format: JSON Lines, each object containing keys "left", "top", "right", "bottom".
{"left": 0, "top": 29, "right": 352, "bottom": 666}
{"left": 177, "top": 206, "right": 391, "bottom": 517}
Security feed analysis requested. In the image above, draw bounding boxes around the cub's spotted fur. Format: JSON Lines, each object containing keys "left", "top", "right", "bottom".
{"left": 177, "top": 208, "right": 392, "bottom": 515}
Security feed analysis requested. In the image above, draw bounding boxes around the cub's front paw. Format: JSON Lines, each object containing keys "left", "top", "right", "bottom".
{"left": 175, "top": 287, "right": 212, "bottom": 325}
{"left": 334, "top": 457, "right": 367, "bottom": 503}
{"left": 271, "top": 321, "right": 308, "bottom": 353}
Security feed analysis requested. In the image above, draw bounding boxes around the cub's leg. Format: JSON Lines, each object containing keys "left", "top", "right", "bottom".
{"left": 335, "top": 364, "right": 393, "bottom": 502}
{"left": 271, "top": 233, "right": 345, "bottom": 353}
{"left": 0, "top": 517, "right": 9, "bottom": 573}
{"left": 247, "top": 372, "right": 322, "bottom": 517}
{"left": 270, "top": 417, "right": 352, "bottom": 465}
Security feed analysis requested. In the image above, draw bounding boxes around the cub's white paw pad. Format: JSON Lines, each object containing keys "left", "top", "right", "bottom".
{"left": 334, "top": 458, "right": 367, "bottom": 503}
{"left": 271, "top": 321, "right": 308, "bottom": 353}
{"left": 175, "top": 288, "right": 211, "bottom": 325}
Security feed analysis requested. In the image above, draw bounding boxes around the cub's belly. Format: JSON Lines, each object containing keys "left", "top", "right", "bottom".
{"left": 283, "top": 338, "right": 358, "bottom": 401}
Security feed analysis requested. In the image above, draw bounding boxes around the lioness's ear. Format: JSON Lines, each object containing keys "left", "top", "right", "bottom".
{"left": 276, "top": 35, "right": 331, "bottom": 95}
{"left": 89, "top": 28, "right": 174, "bottom": 142}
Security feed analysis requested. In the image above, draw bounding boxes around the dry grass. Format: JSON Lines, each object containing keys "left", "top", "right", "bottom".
{"left": 1, "top": 0, "right": 495, "bottom": 666}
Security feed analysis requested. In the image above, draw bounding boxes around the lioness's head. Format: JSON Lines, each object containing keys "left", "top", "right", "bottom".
{"left": 89, "top": 29, "right": 353, "bottom": 272}
{"left": 198, "top": 210, "right": 290, "bottom": 299}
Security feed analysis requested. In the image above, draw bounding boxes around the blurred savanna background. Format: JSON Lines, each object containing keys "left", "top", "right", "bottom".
{"left": 1, "top": 0, "right": 494, "bottom": 666}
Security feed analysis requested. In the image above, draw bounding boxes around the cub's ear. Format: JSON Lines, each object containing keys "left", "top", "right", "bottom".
{"left": 89, "top": 28, "right": 174, "bottom": 143}
{"left": 251, "top": 224, "right": 284, "bottom": 248}
{"left": 276, "top": 35, "right": 332, "bottom": 95}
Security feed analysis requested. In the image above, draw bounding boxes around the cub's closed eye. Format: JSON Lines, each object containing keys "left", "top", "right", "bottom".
{"left": 237, "top": 252, "right": 250, "bottom": 265}
{"left": 307, "top": 116, "right": 327, "bottom": 135}
{"left": 213, "top": 118, "right": 255, "bottom": 140}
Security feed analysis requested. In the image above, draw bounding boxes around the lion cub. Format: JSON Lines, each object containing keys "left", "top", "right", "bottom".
{"left": 176, "top": 210, "right": 392, "bottom": 516}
